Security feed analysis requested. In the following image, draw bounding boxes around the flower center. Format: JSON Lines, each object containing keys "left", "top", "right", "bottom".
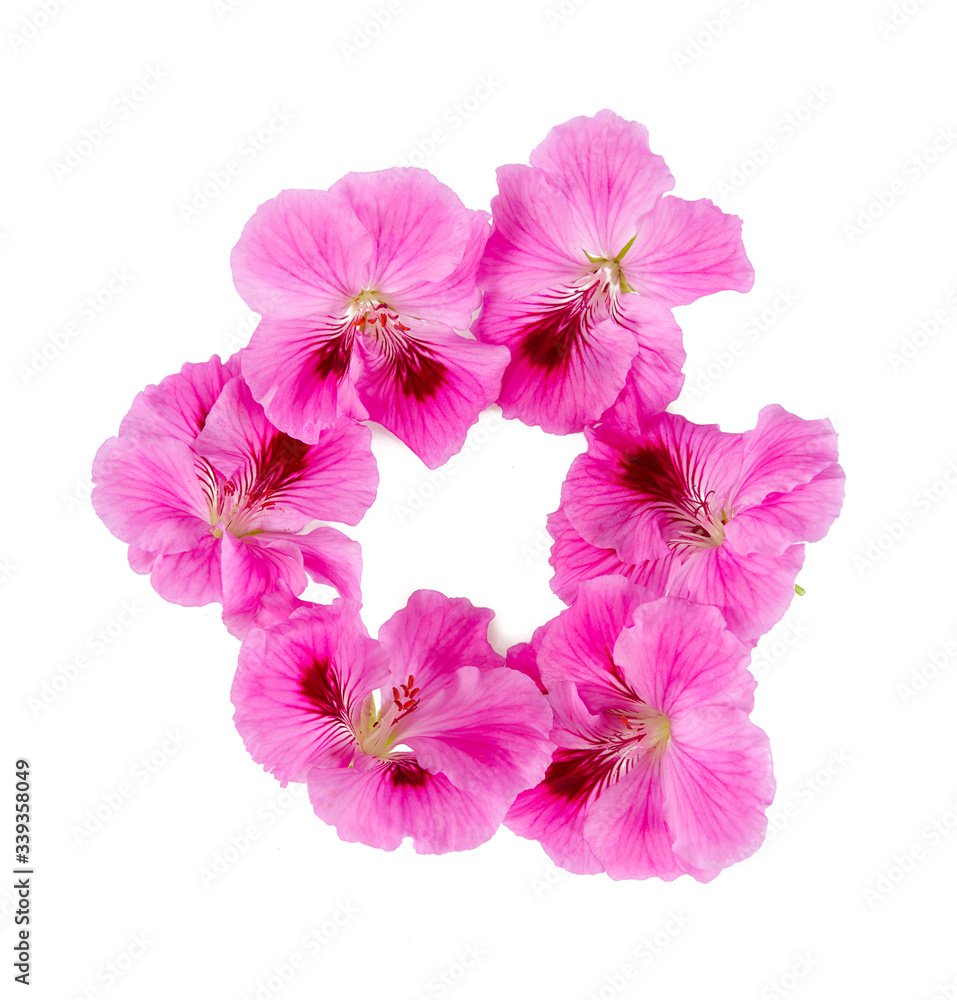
{"left": 612, "top": 703, "right": 671, "bottom": 760}
{"left": 355, "top": 674, "right": 420, "bottom": 760}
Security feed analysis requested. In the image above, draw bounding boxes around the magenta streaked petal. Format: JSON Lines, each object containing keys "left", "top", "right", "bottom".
{"left": 505, "top": 626, "right": 548, "bottom": 694}
{"left": 528, "top": 109, "right": 675, "bottom": 255}
{"left": 473, "top": 291, "right": 639, "bottom": 434}
{"left": 329, "top": 168, "right": 480, "bottom": 314}
{"left": 119, "top": 354, "right": 241, "bottom": 444}
{"left": 128, "top": 546, "right": 157, "bottom": 575}
{"left": 290, "top": 527, "right": 363, "bottom": 602}
{"left": 732, "top": 405, "right": 841, "bottom": 508}
{"left": 231, "top": 601, "right": 389, "bottom": 783}
{"left": 661, "top": 708, "right": 774, "bottom": 872}
{"left": 306, "top": 755, "right": 503, "bottom": 853}
{"left": 478, "top": 164, "right": 590, "bottom": 298}
{"left": 92, "top": 435, "right": 210, "bottom": 554}
{"left": 242, "top": 315, "right": 368, "bottom": 444}
{"left": 625, "top": 196, "right": 754, "bottom": 307}
{"left": 194, "top": 377, "right": 378, "bottom": 530}
{"left": 402, "top": 665, "right": 553, "bottom": 802}
{"left": 230, "top": 188, "right": 373, "bottom": 318}
{"left": 355, "top": 322, "right": 509, "bottom": 469}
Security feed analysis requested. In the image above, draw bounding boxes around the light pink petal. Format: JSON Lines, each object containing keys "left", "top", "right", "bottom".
{"left": 230, "top": 188, "right": 372, "bottom": 318}
{"left": 241, "top": 315, "right": 368, "bottom": 443}
{"left": 478, "top": 164, "right": 590, "bottom": 298}
{"left": 529, "top": 109, "right": 675, "bottom": 256}
{"left": 128, "top": 546, "right": 157, "bottom": 575}
{"left": 472, "top": 292, "right": 638, "bottom": 434}
{"left": 731, "top": 405, "right": 841, "bottom": 508}
{"left": 401, "top": 665, "right": 553, "bottom": 803}
{"left": 194, "top": 377, "right": 378, "bottom": 529}
{"left": 731, "top": 464, "right": 846, "bottom": 554}
{"left": 231, "top": 601, "right": 389, "bottom": 782}
{"left": 677, "top": 540, "right": 806, "bottom": 643}
{"left": 504, "top": 683, "right": 608, "bottom": 876}
{"left": 306, "top": 755, "right": 503, "bottom": 853}
{"left": 354, "top": 321, "right": 509, "bottom": 469}
{"left": 92, "top": 435, "right": 210, "bottom": 554}
{"left": 330, "top": 168, "right": 482, "bottom": 322}
{"left": 661, "top": 709, "right": 774, "bottom": 872}
{"left": 505, "top": 626, "right": 548, "bottom": 694}
{"left": 624, "top": 196, "right": 754, "bottom": 307}
{"left": 612, "top": 598, "right": 756, "bottom": 718}
{"left": 147, "top": 534, "right": 223, "bottom": 607}
{"left": 119, "top": 354, "right": 241, "bottom": 444}
{"left": 377, "top": 589, "right": 504, "bottom": 678}
{"left": 546, "top": 507, "right": 672, "bottom": 605}
{"left": 537, "top": 575, "right": 655, "bottom": 714}
{"left": 598, "top": 295, "right": 685, "bottom": 426}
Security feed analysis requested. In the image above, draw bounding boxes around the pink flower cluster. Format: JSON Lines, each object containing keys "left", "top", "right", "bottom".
{"left": 92, "top": 110, "right": 844, "bottom": 879}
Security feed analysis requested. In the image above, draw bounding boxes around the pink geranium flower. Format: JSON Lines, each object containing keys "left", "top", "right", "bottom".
{"left": 92, "top": 354, "right": 378, "bottom": 638}
{"left": 554, "top": 404, "right": 845, "bottom": 642}
{"left": 472, "top": 109, "right": 754, "bottom": 434}
{"left": 506, "top": 576, "right": 774, "bottom": 881}
{"left": 231, "top": 591, "right": 554, "bottom": 854}
{"left": 230, "top": 168, "right": 510, "bottom": 469}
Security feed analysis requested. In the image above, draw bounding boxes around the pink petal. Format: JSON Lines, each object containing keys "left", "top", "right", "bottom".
{"left": 661, "top": 708, "right": 774, "bottom": 872}
{"left": 292, "top": 527, "right": 363, "bottom": 602}
{"left": 354, "top": 321, "right": 509, "bottom": 469}
{"left": 306, "top": 755, "right": 504, "bottom": 853}
{"left": 230, "top": 188, "right": 373, "bottom": 318}
{"left": 329, "top": 168, "right": 482, "bottom": 324}
{"left": 194, "top": 376, "right": 378, "bottom": 529}
{"left": 401, "top": 665, "right": 553, "bottom": 803}
{"left": 731, "top": 404, "right": 841, "bottom": 508}
{"left": 478, "top": 164, "right": 590, "bottom": 299}
{"left": 119, "top": 354, "right": 241, "bottom": 444}
{"left": 231, "top": 601, "right": 389, "bottom": 782}
{"left": 624, "top": 196, "right": 754, "bottom": 307}
{"left": 505, "top": 626, "right": 548, "bottom": 693}
{"left": 529, "top": 109, "right": 675, "bottom": 256}
{"left": 241, "top": 315, "right": 368, "bottom": 443}
{"left": 92, "top": 435, "right": 210, "bottom": 554}
{"left": 147, "top": 534, "right": 223, "bottom": 607}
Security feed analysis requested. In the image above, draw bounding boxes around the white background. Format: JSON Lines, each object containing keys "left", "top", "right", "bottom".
{"left": 3, "top": 0, "right": 956, "bottom": 997}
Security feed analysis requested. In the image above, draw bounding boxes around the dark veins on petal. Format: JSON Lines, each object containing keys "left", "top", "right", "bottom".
{"left": 244, "top": 432, "right": 312, "bottom": 510}
{"left": 518, "top": 302, "right": 588, "bottom": 373}
{"left": 388, "top": 339, "right": 448, "bottom": 402}
{"left": 388, "top": 757, "right": 429, "bottom": 788}
{"left": 542, "top": 743, "right": 631, "bottom": 805}
{"left": 299, "top": 657, "right": 346, "bottom": 719}
{"left": 313, "top": 332, "right": 354, "bottom": 383}
{"left": 617, "top": 439, "right": 712, "bottom": 525}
